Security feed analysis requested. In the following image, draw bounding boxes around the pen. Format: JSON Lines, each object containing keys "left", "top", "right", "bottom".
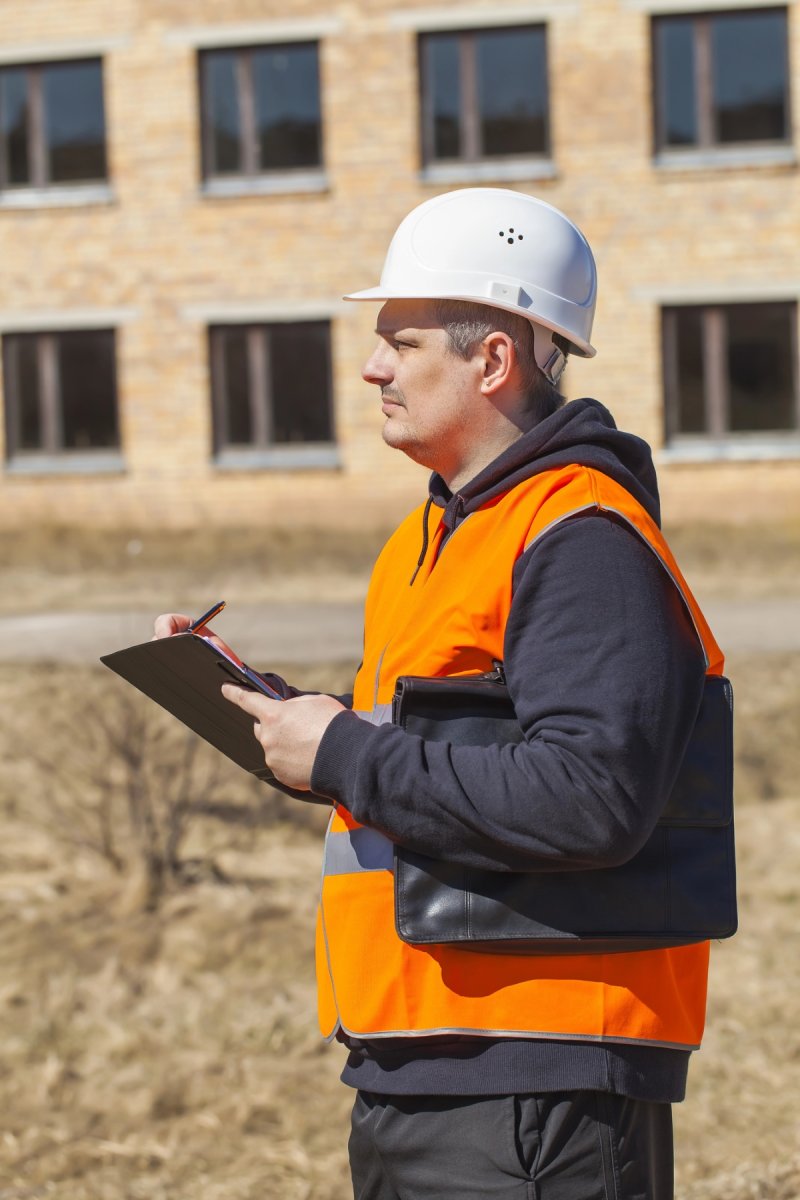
{"left": 188, "top": 600, "right": 226, "bottom": 634}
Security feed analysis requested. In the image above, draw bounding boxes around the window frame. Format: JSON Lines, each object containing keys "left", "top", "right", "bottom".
{"left": 418, "top": 24, "right": 552, "bottom": 170}
{"left": 208, "top": 320, "right": 338, "bottom": 469}
{"left": 2, "top": 327, "right": 121, "bottom": 467}
{"left": 198, "top": 41, "right": 324, "bottom": 186}
{"left": 0, "top": 56, "right": 108, "bottom": 192}
{"left": 662, "top": 301, "right": 800, "bottom": 448}
{"left": 652, "top": 7, "right": 792, "bottom": 157}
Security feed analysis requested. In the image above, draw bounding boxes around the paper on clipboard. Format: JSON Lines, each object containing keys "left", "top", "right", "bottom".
{"left": 196, "top": 634, "right": 285, "bottom": 698}
{"left": 100, "top": 632, "right": 282, "bottom": 780}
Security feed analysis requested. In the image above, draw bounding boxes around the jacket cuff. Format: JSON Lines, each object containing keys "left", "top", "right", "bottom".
{"left": 311, "top": 708, "right": 383, "bottom": 805}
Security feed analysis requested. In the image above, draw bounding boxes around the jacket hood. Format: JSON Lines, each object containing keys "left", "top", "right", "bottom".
{"left": 429, "top": 397, "right": 661, "bottom": 531}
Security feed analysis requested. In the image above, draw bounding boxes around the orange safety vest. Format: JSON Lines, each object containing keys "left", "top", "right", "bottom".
{"left": 316, "top": 464, "right": 724, "bottom": 1049}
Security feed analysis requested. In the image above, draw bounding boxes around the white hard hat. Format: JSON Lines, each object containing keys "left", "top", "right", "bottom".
{"left": 345, "top": 188, "right": 597, "bottom": 383}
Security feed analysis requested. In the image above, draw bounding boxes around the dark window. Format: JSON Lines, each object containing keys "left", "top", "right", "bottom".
{"left": 3, "top": 329, "right": 119, "bottom": 458}
{"left": 210, "top": 322, "right": 334, "bottom": 452}
{"left": 420, "top": 26, "right": 549, "bottom": 165}
{"left": 200, "top": 43, "right": 322, "bottom": 179}
{"left": 653, "top": 9, "right": 790, "bottom": 151}
{"left": 1, "top": 69, "right": 31, "bottom": 185}
{"left": 662, "top": 302, "right": 798, "bottom": 441}
{"left": 0, "top": 58, "right": 107, "bottom": 189}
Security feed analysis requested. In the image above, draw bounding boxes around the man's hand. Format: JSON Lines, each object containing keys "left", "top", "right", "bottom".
{"left": 153, "top": 612, "right": 191, "bottom": 638}
{"left": 221, "top": 686, "right": 345, "bottom": 791}
{"left": 153, "top": 612, "right": 233, "bottom": 658}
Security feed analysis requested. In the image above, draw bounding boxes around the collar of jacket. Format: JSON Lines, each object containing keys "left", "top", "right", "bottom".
{"left": 426, "top": 397, "right": 662, "bottom": 531}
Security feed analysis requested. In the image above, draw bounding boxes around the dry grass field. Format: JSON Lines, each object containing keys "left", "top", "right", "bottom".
{"left": 0, "top": 522, "right": 798, "bottom": 1199}
{"left": 0, "top": 516, "right": 798, "bottom": 615}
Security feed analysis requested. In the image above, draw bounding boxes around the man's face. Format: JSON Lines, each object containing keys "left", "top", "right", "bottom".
{"left": 361, "top": 299, "right": 482, "bottom": 479}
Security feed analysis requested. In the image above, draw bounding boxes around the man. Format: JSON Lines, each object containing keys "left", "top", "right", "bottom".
{"left": 156, "top": 189, "right": 723, "bottom": 1198}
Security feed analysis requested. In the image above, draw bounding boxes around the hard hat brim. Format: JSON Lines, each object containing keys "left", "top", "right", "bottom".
{"left": 343, "top": 287, "right": 596, "bottom": 359}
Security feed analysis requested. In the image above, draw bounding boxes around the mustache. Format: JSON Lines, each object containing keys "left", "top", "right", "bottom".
{"left": 381, "top": 387, "right": 405, "bottom": 406}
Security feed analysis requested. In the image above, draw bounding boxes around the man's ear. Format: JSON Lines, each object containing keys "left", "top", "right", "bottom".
{"left": 479, "top": 332, "right": 515, "bottom": 396}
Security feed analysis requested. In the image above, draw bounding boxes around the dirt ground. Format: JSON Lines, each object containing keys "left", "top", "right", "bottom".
{"left": 1, "top": 523, "right": 799, "bottom": 1199}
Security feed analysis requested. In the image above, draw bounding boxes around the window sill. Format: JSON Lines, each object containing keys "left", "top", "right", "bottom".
{"left": 214, "top": 444, "right": 341, "bottom": 471}
{"left": 201, "top": 171, "right": 329, "bottom": 199}
{"left": 0, "top": 183, "right": 115, "bottom": 210}
{"left": 654, "top": 144, "right": 796, "bottom": 173}
{"left": 5, "top": 451, "right": 125, "bottom": 475}
{"left": 420, "top": 158, "right": 557, "bottom": 185}
{"left": 658, "top": 436, "right": 800, "bottom": 464}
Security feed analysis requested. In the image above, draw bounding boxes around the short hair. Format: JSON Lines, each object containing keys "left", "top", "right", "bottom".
{"left": 433, "top": 299, "right": 567, "bottom": 422}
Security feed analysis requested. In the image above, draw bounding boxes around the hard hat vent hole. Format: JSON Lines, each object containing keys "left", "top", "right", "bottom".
{"left": 498, "top": 228, "right": 523, "bottom": 244}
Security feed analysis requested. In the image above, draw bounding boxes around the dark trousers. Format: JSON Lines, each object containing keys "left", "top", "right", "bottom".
{"left": 349, "top": 1090, "right": 673, "bottom": 1200}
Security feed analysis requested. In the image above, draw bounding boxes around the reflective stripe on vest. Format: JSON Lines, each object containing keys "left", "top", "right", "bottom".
{"left": 353, "top": 705, "right": 393, "bottom": 727}
{"left": 315, "top": 465, "right": 721, "bottom": 1049}
{"left": 324, "top": 825, "right": 394, "bottom": 876}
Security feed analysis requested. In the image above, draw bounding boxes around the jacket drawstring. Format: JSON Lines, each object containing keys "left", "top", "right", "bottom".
{"left": 410, "top": 495, "right": 434, "bottom": 585}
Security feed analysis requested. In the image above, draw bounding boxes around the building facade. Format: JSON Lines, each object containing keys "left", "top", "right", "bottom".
{"left": 0, "top": 0, "right": 798, "bottom": 531}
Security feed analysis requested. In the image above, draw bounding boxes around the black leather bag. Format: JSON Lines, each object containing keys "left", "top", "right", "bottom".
{"left": 392, "top": 670, "right": 737, "bottom": 955}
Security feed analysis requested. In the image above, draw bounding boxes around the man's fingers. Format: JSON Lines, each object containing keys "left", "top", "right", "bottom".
{"left": 221, "top": 682, "right": 276, "bottom": 718}
{"left": 221, "top": 682, "right": 254, "bottom": 711}
{"left": 153, "top": 612, "right": 191, "bottom": 639}
{"left": 218, "top": 691, "right": 343, "bottom": 789}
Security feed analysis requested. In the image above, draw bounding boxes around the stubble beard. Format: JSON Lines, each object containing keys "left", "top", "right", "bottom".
{"left": 380, "top": 387, "right": 436, "bottom": 470}
{"left": 380, "top": 386, "right": 410, "bottom": 451}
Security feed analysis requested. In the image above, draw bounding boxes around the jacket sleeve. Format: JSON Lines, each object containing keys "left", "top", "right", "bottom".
{"left": 310, "top": 513, "right": 707, "bottom": 871}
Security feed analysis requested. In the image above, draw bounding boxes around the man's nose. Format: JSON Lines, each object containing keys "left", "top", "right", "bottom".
{"left": 362, "top": 343, "right": 392, "bottom": 385}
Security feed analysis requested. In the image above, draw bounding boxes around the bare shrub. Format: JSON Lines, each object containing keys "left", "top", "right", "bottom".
{"left": 1, "top": 661, "right": 348, "bottom": 909}
{"left": 7, "top": 670, "right": 257, "bottom": 909}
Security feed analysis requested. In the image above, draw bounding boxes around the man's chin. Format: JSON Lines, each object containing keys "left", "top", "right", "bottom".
{"left": 381, "top": 420, "right": 408, "bottom": 450}
{"left": 382, "top": 423, "right": 431, "bottom": 469}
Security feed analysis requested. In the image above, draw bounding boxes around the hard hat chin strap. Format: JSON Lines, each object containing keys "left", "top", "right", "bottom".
{"left": 532, "top": 324, "right": 566, "bottom": 386}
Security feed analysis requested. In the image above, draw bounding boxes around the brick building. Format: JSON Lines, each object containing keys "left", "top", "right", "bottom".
{"left": 0, "top": 0, "right": 798, "bottom": 532}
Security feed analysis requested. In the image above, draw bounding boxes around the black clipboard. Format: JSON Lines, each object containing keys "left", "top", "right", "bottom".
{"left": 100, "top": 634, "right": 280, "bottom": 780}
